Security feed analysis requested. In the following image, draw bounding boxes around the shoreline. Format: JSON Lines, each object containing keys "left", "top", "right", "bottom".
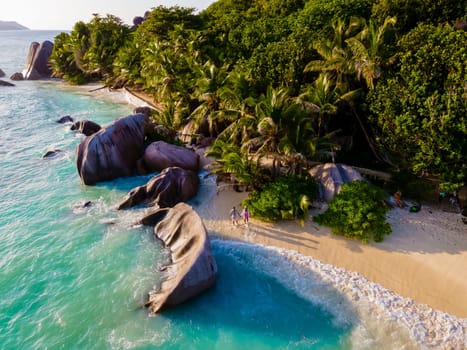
{"left": 196, "top": 183, "right": 467, "bottom": 347}
{"left": 43, "top": 81, "right": 152, "bottom": 108}
{"left": 202, "top": 185, "right": 467, "bottom": 319}
{"left": 199, "top": 184, "right": 467, "bottom": 318}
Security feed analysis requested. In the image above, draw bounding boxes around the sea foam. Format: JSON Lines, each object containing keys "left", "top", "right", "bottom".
{"left": 212, "top": 239, "right": 467, "bottom": 349}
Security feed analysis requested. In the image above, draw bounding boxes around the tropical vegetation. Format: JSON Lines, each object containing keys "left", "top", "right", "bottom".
{"left": 242, "top": 175, "right": 316, "bottom": 222}
{"left": 314, "top": 180, "right": 391, "bottom": 242}
{"left": 49, "top": 1, "right": 467, "bottom": 227}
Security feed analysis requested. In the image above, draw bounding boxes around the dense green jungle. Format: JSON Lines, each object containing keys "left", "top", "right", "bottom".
{"left": 49, "top": 0, "right": 467, "bottom": 220}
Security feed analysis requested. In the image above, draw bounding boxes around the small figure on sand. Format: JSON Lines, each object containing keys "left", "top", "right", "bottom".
{"left": 390, "top": 190, "right": 405, "bottom": 208}
{"left": 230, "top": 206, "right": 239, "bottom": 225}
{"left": 438, "top": 191, "right": 447, "bottom": 204}
{"left": 241, "top": 206, "right": 249, "bottom": 225}
{"left": 449, "top": 191, "right": 459, "bottom": 208}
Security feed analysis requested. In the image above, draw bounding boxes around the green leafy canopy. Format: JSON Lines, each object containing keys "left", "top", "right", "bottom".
{"left": 242, "top": 175, "right": 317, "bottom": 222}
{"left": 314, "top": 180, "right": 391, "bottom": 242}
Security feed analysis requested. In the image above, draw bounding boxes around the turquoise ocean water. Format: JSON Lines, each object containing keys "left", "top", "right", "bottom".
{"left": 7, "top": 30, "right": 466, "bottom": 350}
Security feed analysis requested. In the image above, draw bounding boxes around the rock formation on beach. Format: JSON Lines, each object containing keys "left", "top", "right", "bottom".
{"left": 76, "top": 114, "right": 148, "bottom": 185}
{"left": 118, "top": 167, "right": 200, "bottom": 209}
{"left": 309, "top": 163, "right": 363, "bottom": 201}
{"left": 142, "top": 141, "right": 200, "bottom": 173}
{"left": 142, "top": 203, "right": 217, "bottom": 314}
{"left": 22, "top": 41, "right": 54, "bottom": 80}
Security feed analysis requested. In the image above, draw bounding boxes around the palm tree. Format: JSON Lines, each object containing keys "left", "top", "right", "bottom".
{"left": 345, "top": 16, "right": 397, "bottom": 90}
{"left": 189, "top": 61, "right": 231, "bottom": 136}
{"left": 305, "top": 17, "right": 362, "bottom": 90}
{"left": 206, "top": 139, "right": 263, "bottom": 190}
{"left": 245, "top": 86, "right": 303, "bottom": 177}
{"left": 214, "top": 70, "right": 258, "bottom": 145}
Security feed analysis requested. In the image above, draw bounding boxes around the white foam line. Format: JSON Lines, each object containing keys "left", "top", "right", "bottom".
{"left": 213, "top": 239, "right": 467, "bottom": 349}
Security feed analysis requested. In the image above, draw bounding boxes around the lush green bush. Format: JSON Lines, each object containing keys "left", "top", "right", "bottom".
{"left": 368, "top": 24, "right": 467, "bottom": 190}
{"left": 242, "top": 175, "right": 316, "bottom": 221}
{"left": 314, "top": 180, "right": 391, "bottom": 242}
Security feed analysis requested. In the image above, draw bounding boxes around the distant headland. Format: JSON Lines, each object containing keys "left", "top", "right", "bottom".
{"left": 0, "top": 21, "right": 29, "bottom": 30}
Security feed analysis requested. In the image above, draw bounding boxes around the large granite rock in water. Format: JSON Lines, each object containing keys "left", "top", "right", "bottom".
{"left": 22, "top": 41, "right": 54, "bottom": 80}
{"left": 143, "top": 141, "right": 200, "bottom": 173}
{"left": 117, "top": 167, "right": 199, "bottom": 209}
{"left": 76, "top": 114, "right": 148, "bottom": 185}
{"left": 142, "top": 203, "right": 217, "bottom": 314}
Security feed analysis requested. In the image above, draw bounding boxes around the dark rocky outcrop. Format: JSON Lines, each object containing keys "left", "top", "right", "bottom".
{"left": 71, "top": 120, "right": 102, "bottom": 136}
{"left": 118, "top": 167, "right": 200, "bottom": 209}
{"left": 42, "top": 149, "right": 63, "bottom": 158}
{"left": 142, "top": 203, "right": 217, "bottom": 314}
{"left": 143, "top": 141, "right": 200, "bottom": 173}
{"left": 10, "top": 72, "right": 23, "bottom": 80}
{"left": 56, "top": 115, "right": 74, "bottom": 124}
{"left": 133, "top": 106, "right": 152, "bottom": 117}
{"left": 0, "top": 79, "right": 14, "bottom": 86}
{"left": 22, "top": 41, "right": 54, "bottom": 80}
{"left": 76, "top": 114, "right": 148, "bottom": 185}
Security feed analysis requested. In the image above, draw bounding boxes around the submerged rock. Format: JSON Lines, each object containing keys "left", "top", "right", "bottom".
{"left": 143, "top": 203, "right": 217, "bottom": 314}
{"left": 56, "top": 115, "right": 74, "bottom": 124}
{"left": 42, "top": 149, "right": 63, "bottom": 158}
{"left": 0, "top": 79, "right": 15, "bottom": 86}
{"left": 117, "top": 167, "right": 200, "bottom": 209}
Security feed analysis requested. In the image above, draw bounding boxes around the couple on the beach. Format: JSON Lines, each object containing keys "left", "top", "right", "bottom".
{"left": 230, "top": 206, "right": 249, "bottom": 226}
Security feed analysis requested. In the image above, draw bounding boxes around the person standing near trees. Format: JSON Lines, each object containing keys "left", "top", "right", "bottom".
{"left": 230, "top": 206, "right": 239, "bottom": 226}
{"left": 241, "top": 207, "right": 249, "bottom": 226}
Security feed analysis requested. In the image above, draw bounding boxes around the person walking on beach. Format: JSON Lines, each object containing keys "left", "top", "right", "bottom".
{"left": 230, "top": 206, "right": 239, "bottom": 225}
{"left": 241, "top": 206, "right": 249, "bottom": 225}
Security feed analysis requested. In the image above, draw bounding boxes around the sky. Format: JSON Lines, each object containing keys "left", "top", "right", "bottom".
{"left": 2, "top": 0, "right": 216, "bottom": 30}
